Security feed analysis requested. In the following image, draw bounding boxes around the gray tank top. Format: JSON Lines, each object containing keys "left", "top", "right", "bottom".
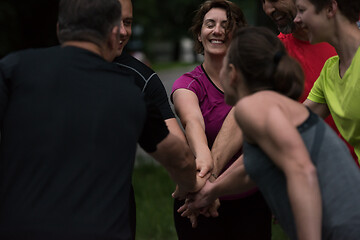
{"left": 243, "top": 109, "right": 360, "bottom": 240}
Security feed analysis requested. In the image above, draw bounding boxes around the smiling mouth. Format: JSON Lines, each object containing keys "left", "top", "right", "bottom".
{"left": 210, "top": 40, "right": 224, "bottom": 44}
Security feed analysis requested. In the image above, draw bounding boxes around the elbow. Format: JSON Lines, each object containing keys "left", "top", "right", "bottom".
{"left": 287, "top": 161, "right": 318, "bottom": 184}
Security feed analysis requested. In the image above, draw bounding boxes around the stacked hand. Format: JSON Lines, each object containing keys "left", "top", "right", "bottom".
{"left": 172, "top": 173, "right": 220, "bottom": 228}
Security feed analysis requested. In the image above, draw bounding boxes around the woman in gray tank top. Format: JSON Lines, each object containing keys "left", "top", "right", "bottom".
{"left": 184, "top": 27, "right": 360, "bottom": 240}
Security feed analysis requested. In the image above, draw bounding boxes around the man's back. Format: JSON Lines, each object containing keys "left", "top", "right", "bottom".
{"left": 0, "top": 46, "right": 145, "bottom": 239}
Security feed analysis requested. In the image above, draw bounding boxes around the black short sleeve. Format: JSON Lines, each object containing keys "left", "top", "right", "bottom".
{"left": 138, "top": 98, "right": 169, "bottom": 153}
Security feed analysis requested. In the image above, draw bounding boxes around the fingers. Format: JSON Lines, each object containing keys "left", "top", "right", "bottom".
{"left": 197, "top": 165, "right": 212, "bottom": 178}
{"left": 172, "top": 185, "right": 188, "bottom": 200}
{"left": 208, "top": 200, "right": 220, "bottom": 218}
{"left": 189, "top": 214, "right": 198, "bottom": 228}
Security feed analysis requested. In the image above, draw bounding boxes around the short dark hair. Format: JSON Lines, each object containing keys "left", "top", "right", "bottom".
{"left": 58, "top": 0, "right": 122, "bottom": 45}
{"left": 228, "top": 27, "right": 304, "bottom": 100}
{"left": 308, "top": 0, "right": 360, "bottom": 23}
{"left": 190, "top": 0, "right": 247, "bottom": 54}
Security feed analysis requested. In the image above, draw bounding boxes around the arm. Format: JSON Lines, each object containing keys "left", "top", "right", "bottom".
{"left": 211, "top": 107, "right": 243, "bottom": 178}
{"left": 237, "top": 102, "right": 322, "bottom": 240}
{"left": 303, "top": 99, "right": 330, "bottom": 119}
{"left": 172, "top": 89, "right": 213, "bottom": 177}
{"left": 165, "top": 118, "right": 187, "bottom": 143}
{"left": 186, "top": 155, "right": 256, "bottom": 210}
{"left": 150, "top": 132, "right": 206, "bottom": 193}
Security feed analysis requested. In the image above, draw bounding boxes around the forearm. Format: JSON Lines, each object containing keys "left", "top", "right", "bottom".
{"left": 165, "top": 118, "right": 186, "bottom": 143}
{"left": 286, "top": 169, "right": 322, "bottom": 240}
{"left": 212, "top": 156, "right": 255, "bottom": 196}
{"left": 151, "top": 133, "right": 197, "bottom": 192}
{"left": 303, "top": 99, "right": 330, "bottom": 119}
{"left": 184, "top": 121, "right": 212, "bottom": 163}
{"left": 211, "top": 108, "right": 243, "bottom": 176}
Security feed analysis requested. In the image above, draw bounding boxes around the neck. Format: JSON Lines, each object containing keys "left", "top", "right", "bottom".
{"left": 330, "top": 21, "right": 360, "bottom": 75}
{"left": 292, "top": 27, "right": 309, "bottom": 42}
{"left": 62, "top": 41, "right": 113, "bottom": 62}
{"left": 202, "top": 53, "right": 224, "bottom": 88}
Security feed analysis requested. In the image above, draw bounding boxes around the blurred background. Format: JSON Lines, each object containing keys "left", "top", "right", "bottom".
{"left": 0, "top": 0, "right": 277, "bottom": 61}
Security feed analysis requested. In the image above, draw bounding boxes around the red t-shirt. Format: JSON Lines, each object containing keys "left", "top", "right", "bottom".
{"left": 279, "top": 33, "right": 358, "bottom": 164}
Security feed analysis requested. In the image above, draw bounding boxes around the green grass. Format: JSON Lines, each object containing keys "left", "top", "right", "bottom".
{"left": 133, "top": 157, "right": 290, "bottom": 240}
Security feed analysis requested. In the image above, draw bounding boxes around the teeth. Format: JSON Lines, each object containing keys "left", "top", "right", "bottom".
{"left": 211, "top": 40, "right": 223, "bottom": 44}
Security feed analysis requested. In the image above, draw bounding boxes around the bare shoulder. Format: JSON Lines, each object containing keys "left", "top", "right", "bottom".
{"left": 234, "top": 92, "right": 283, "bottom": 140}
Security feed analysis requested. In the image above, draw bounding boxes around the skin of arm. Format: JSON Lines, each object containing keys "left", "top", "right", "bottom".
{"left": 165, "top": 118, "right": 187, "bottom": 143}
{"left": 210, "top": 107, "right": 243, "bottom": 179}
{"left": 172, "top": 89, "right": 213, "bottom": 177}
{"left": 186, "top": 155, "right": 256, "bottom": 210}
{"left": 150, "top": 132, "right": 207, "bottom": 193}
{"left": 237, "top": 98, "right": 322, "bottom": 240}
{"left": 303, "top": 99, "right": 330, "bottom": 119}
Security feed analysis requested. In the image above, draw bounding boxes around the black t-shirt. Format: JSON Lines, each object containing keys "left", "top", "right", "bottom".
{"left": 0, "top": 46, "right": 168, "bottom": 239}
{"left": 113, "top": 53, "right": 175, "bottom": 120}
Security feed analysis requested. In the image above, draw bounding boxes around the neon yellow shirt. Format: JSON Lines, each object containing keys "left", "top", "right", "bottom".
{"left": 308, "top": 47, "right": 360, "bottom": 162}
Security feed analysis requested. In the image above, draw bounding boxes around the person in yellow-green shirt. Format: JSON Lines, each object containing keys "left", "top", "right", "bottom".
{"left": 294, "top": 0, "right": 360, "bottom": 165}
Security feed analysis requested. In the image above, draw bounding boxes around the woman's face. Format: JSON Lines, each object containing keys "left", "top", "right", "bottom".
{"left": 294, "top": 0, "right": 329, "bottom": 44}
{"left": 199, "top": 8, "right": 232, "bottom": 57}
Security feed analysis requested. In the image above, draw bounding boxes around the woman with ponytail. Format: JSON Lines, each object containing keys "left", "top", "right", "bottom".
{"left": 183, "top": 27, "right": 360, "bottom": 240}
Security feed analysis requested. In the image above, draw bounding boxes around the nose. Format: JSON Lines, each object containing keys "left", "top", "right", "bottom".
{"left": 213, "top": 23, "right": 224, "bottom": 35}
{"left": 263, "top": 0, "right": 275, "bottom": 17}
{"left": 119, "top": 21, "right": 127, "bottom": 36}
{"left": 294, "top": 12, "right": 301, "bottom": 24}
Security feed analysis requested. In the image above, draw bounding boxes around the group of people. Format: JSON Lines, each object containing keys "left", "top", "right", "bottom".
{"left": 172, "top": 0, "right": 360, "bottom": 239}
{"left": 0, "top": 0, "right": 359, "bottom": 240}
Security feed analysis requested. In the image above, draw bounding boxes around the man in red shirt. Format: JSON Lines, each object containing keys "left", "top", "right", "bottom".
{"left": 262, "top": 0, "right": 358, "bottom": 163}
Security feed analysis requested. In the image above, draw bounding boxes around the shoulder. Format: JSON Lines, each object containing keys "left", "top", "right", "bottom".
{"left": 322, "top": 55, "right": 339, "bottom": 71}
{"left": 234, "top": 92, "right": 287, "bottom": 137}
{"left": 113, "top": 52, "right": 156, "bottom": 81}
{"left": 173, "top": 65, "right": 205, "bottom": 86}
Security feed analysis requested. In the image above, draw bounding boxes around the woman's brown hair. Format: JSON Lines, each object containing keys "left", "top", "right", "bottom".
{"left": 228, "top": 27, "right": 304, "bottom": 100}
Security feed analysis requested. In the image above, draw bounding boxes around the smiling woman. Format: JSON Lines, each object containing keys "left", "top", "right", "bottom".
{"left": 295, "top": 0, "right": 360, "bottom": 164}
{"left": 170, "top": 1, "right": 272, "bottom": 240}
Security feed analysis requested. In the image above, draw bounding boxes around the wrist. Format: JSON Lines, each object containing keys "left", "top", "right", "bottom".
{"left": 209, "top": 173, "right": 217, "bottom": 183}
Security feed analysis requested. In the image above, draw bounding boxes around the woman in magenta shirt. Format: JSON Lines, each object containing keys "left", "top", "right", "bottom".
{"left": 171, "top": 1, "right": 271, "bottom": 239}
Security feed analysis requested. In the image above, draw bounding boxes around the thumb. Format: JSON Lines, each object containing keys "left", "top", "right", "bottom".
{"left": 198, "top": 167, "right": 209, "bottom": 178}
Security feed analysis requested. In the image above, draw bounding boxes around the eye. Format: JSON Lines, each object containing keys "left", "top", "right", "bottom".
{"left": 205, "top": 22, "right": 215, "bottom": 28}
{"left": 123, "top": 19, "right": 133, "bottom": 27}
{"left": 221, "top": 21, "right": 229, "bottom": 29}
{"left": 297, "top": 8, "right": 304, "bottom": 14}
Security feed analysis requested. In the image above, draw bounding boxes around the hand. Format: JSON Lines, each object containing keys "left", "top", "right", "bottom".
{"left": 172, "top": 171, "right": 210, "bottom": 199}
{"left": 195, "top": 153, "right": 213, "bottom": 178}
{"left": 199, "top": 199, "right": 220, "bottom": 218}
{"left": 187, "top": 179, "right": 217, "bottom": 210}
{"left": 177, "top": 198, "right": 220, "bottom": 228}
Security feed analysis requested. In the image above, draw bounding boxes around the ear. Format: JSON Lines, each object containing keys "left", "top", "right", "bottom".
{"left": 198, "top": 34, "right": 202, "bottom": 43}
{"left": 326, "top": 0, "right": 338, "bottom": 18}
{"left": 228, "top": 63, "right": 238, "bottom": 88}
{"left": 109, "top": 25, "right": 120, "bottom": 50}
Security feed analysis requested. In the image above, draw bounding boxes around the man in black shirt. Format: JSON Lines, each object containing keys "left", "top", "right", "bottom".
{"left": 0, "top": 0, "right": 202, "bottom": 239}
{"left": 112, "top": 0, "right": 187, "bottom": 238}
{"left": 114, "top": 0, "right": 185, "bottom": 139}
